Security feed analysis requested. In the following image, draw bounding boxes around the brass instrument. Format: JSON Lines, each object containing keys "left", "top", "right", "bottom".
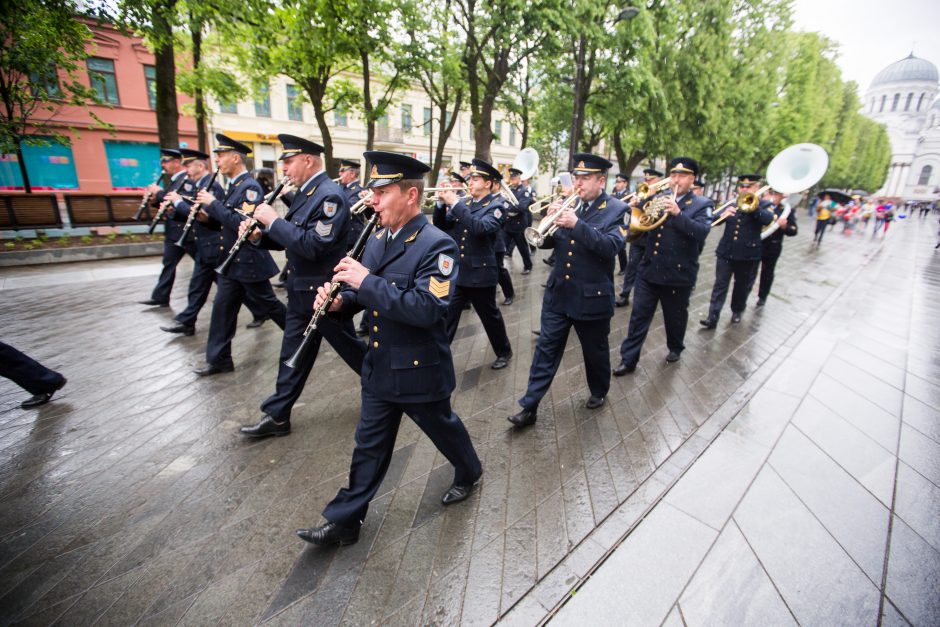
{"left": 629, "top": 186, "right": 677, "bottom": 236}
{"left": 498, "top": 147, "right": 540, "bottom": 208}
{"left": 215, "top": 181, "right": 288, "bottom": 276}
{"left": 349, "top": 191, "right": 374, "bottom": 217}
{"left": 623, "top": 178, "right": 671, "bottom": 205}
{"left": 175, "top": 170, "right": 219, "bottom": 248}
{"left": 710, "top": 185, "right": 770, "bottom": 228}
{"left": 524, "top": 192, "right": 579, "bottom": 247}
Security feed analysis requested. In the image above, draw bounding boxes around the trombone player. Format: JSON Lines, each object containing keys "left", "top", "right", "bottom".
{"left": 614, "top": 158, "right": 713, "bottom": 375}
{"left": 616, "top": 168, "right": 662, "bottom": 308}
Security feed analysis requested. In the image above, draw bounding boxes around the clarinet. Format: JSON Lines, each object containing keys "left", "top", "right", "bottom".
{"left": 284, "top": 211, "right": 380, "bottom": 369}
{"left": 215, "top": 181, "right": 287, "bottom": 276}
{"left": 147, "top": 197, "right": 176, "bottom": 234}
{"left": 174, "top": 170, "right": 219, "bottom": 248}
{"left": 133, "top": 170, "right": 163, "bottom": 221}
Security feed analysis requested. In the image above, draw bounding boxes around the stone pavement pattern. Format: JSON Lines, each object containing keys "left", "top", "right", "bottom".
{"left": 0, "top": 215, "right": 936, "bottom": 625}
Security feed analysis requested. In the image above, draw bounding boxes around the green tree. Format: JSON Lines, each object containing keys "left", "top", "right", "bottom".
{"left": 0, "top": 0, "right": 108, "bottom": 192}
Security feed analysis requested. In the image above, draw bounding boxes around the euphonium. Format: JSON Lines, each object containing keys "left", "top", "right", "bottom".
{"left": 629, "top": 186, "right": 676, "bottom": 234}
{"left": 524, "top": 192, "right": 579, "bottom": 247}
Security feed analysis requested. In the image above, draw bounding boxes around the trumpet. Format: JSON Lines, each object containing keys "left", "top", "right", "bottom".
{"left": 349, "top": 191, "right": 374, "bottom": 216}
{"left": 711, "top": 185, "right": 770, "bottom": 228}
{"left": 175, "top": 170, "right": 219, "bottom": 248}
{"left": 215, "top": 181, "right": 288, "bottom": 276}
{"left": 524, "top": 192, "right": 579, "bottom": 247}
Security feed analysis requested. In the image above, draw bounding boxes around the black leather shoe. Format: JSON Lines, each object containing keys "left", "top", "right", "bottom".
{"left": 508, "top": 407, "right": 537, "bottom": 427}
{"left": 699, "top": 317, "right": 718, "bottom": 330}
{"left": 491, "top": 353, "right": 511, "bottom": 370}
{"left": 521, "top": 268, "right": 531, "bottom": 275}
{"left": 296, "top": 522, "right": 360, "bottom": 546}
{"left": 139, "top": 299, "right": 169, "bottom": 307}
{"left": 665, "top": 351, "right": 681, "bottom": 363}
{"left": 731, "top": 313, "right": 742, "bottom": 324}
{"left": 240, "top": 415, "right": 290, "bottom": 437}
{"left": 161, "top": 323, "right": 194, "bottom": 336}
{"left": 615, "top": 295, "right": 629, "bottom": 308}
{"left": 613, "top": 362, "right": 636, "bottom": 376}
{"left": 542, "top": 258, "right": 554, "bottom": 267}
{"left": 585, "top": 396, "right": 605, "bottom": 409}
{"left": 756, "top": 298, "right": 766, "bottom": 307}
{"left": 193, "top": 363, "right": 234, "bottom": 376}
{"left": 502, "top": 297, "right": 514, "bottom": 306}
{"left": 532, "top": 329, "right": 541, "bottom": 336}
{"left": 21, "top": 377, "right": 67, "bottom": 409}
{"left": 442, "top": 475, "right": 482, "bottom": 505}
{"left": 246, "top": 317, "right": 268, "bottom": 329}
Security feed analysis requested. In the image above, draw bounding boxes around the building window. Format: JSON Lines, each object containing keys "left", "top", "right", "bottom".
{"left": 880, "top": 95, "right": 886, "bottom": 112}
{"left": 0, "top": 137, "right": 79, "bottom": 190}
{"left": 104, "top": 141, "right": 160, "bottom": 189}
{"left": 334, "top": 108, "right": 347, "bottom": 127}
{"left": 423, "top": 107, "right": 432, "bottom": 136}
{"left": 869, "top": 98, "right": 874, "bottom": 113}
{"left": 286, "top": 84, "right": 303, "bottom": 121}
{"left": 891, "top": 93, "right": 900, "bottom": 111}
{"left": 143, "top": 65, "right": 157, "bottom": 109}
{"left": 254, "top": 84, "right": 271, "bottom": 117}
{"left": 494, "top": 120, "right": 502, "bottom": 144}
{"left": 218, "top": 100, "right": 237, "bottom": 114}
{"left": 904, "top": 93, "right": 913, "bottom": 111}
{"left": 401, "top": 104, "right": 412, "bottom": 133}
{"left": 30, "top": 65, "right": 61, "bottom": 99}
{"left": 87, "top": 57, "right": 119, "bottom": 105}
{"left": 509, "top": 124, "right": 516, "bottom": 147}
{"left": 917, "top": 93, "right": 925, "bottom": 111}
{"left": 918, "top": 165, "right": 932, "bottom": 186}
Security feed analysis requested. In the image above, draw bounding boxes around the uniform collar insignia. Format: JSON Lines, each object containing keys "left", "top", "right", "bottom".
{"left": 599, "top": 200, "right": 607, "bottom": 209}
{"left": 375, "top": 228, "right": 385, "bottom": 239}
{"left": 404, "top": 230, "right": 418, "bottom": 243}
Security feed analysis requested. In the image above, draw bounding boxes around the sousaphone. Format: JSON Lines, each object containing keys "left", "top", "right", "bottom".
{"left": 760, "top": 143, "right": 829, "bottom": 239}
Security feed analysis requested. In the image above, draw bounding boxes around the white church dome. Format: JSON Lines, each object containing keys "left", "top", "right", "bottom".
{"left": 870, "top": 54, "right": 939, "bottom": 87}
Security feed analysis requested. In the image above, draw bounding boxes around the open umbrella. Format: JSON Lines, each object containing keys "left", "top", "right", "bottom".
{"left": 817, "top": 188, "right": 852, "bottom": 205}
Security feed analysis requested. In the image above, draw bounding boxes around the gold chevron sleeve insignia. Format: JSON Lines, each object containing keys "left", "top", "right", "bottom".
{"left": 619, "top": 226, "right": 628, "bottom": 238}
{"left": 429, "top": 276, "right": 450, "bottom": 299}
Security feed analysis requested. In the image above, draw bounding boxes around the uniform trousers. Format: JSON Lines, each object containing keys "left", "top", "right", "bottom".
{"left": 0, "top": 342, "right": 65, "bottom": 396}
{"left": 150, "top": 239, "right": 195, "bottom": 303}
{"left": 260, "top": 291, "right": 367, "bottom": 422}
{"left": 757, "top": 253, "right": 780, "bottom": 301}
{"left": 174, "top": 259, "right": 270, "bottom": 328}
{"left": 519, "top": 309, "right": 611, "bottom": 409}
{"left": 205, "top": 276, "right": 287, "bottom": 367}
{"left": 503, "top": 230, "right": 533, "bottom": 270}
{"left": 322, "top": 388, "right": 482, "bottom": 527}
{"left": 496, "top": 252, "right": 514, "bottom": 299}
{"left": 617, "top": 247, "right": 627, "bottom": 273}
{"left": 707, "top": 257, "right": 759, "bottom": 320}
{"left": 445, "top": 286, "right": 512, "bottom": 357}
{"left": 619, "top": 277, "right": 693, "bottom": 366}
{"left": 620, "top": 242, "right": 646, "bottom": 297}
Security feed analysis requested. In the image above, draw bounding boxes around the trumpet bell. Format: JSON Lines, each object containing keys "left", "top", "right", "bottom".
{"left": 524, "top": 226, "right": 545, "bottom": 247}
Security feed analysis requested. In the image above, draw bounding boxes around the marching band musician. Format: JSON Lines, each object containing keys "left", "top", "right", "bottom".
{"left": 503, "top": 167, "right": 534, "bottom": 276}
{"left": 297, "top": 151, "right": 482, "bottom": 547}
{"left": 159, "top": 148, "right": 225, "bottom": 336}
{"left": 434, "top": 158, "right": 514, "bottom": 370}
{"left": 700, "top": 173, "right": 774, "bottom": 328}
{"left": 236, "top": 135, "right": 367, "bottom": 437}
{"left": 616, "top": 168, "right": 662, "bottom": 308}
{"left": 692, "top": 179, "right": 705, "bottom": 196}
{"left": 612, "top": 173, "right": 629, "bottom": 275}
{"left": 191, "top": 134, "right": 287, "bottom": 376}
{"left": 614, "top": 157, "right": 713, "bottom": 375}
{"left": 507, "top": 153, "right": 627, "bottom": 428}
{"left": 338, "top": 159, "right": 365, "bottom": 248}
{"left": 756, "top": 189, "right": 797, "bottom": 307}
{"left": 138, "top": 148, "right": 193, "bottom": 307}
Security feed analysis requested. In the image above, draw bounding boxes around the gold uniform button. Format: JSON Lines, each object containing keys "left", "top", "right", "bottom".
{"left": 565, "top": 274, "right": 570, "bottom": 280}
{"left": 568, "top": 251, "right": 573, "bottom": 256}
{"left": 570, "top": 239, "right": 575, "bottom": 245}
{"left": 373, "top": 310, "right": 378, "bottom": 317}
{"left": 653, "top": 251, "right": 658, "bottom": 256}
{"left": 733, "top": 236, "right": 738, "bottom": 241}
{"left": 373, "top": 325, "right": 378, "bottom": 332}
{"left": 597, "top": 291, "right": 602, "bottom": 295}
{"left": 373, "top": 341, "right": 379, "bottom": 348}
{"left": 566, "top": 263, "right": 571, "bottom": 268}
{"left": 413, "top": 360, "right": 419, "bottom": 366}
{"left": 460, "top": 253, "right": 465, "bottom": 258}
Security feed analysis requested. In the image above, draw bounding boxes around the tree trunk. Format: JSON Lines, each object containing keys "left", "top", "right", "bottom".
{"left": 520, "top": 69, "right": 531, "bottom": 148}
{"left": 430, "top": 90, "right": 463, "bottom": 187}
{"left": 153, "top": 0, "right": 179, "bottom": 148}
{"left": 191, "top": 13, "right": 207, "bottom": 152}
{"left": 361, "top": 48, "right": 375, "bottom": 157}
{"left": 622, "top": 149, "right": 647, "bottom": 179}
{"left": 14, "top": 138, "right": 31, "bottom": 193}
{"left": 568, "top": 34, "right": 587, "bottom": 165}
{"left": 303, "top": 78, "right": 335, "bottom": 175}
{"left": 474, "top": 104, "right": 493, "bottom": 162}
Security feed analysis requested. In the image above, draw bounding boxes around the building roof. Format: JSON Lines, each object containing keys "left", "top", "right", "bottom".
{"left": 870, "top": 54, "right": 938, "bottom": 88}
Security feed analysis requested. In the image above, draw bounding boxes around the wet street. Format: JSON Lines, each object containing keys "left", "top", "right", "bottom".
{"left": 1, "top": 215, "right": 938, "bottom": 626}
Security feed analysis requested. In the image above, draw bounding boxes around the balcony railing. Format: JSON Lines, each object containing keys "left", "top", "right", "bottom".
{"left": 375, "top": 127, "right": 404, "bottom": 143}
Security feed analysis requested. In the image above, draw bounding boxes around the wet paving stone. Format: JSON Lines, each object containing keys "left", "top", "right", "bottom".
{"left": 1, "top": 219, "right": 926, "bottom": 625}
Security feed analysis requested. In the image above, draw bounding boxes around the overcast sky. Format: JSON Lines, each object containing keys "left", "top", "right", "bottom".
{"left": 790, "top": 0, "right": 940, "bottom": 93}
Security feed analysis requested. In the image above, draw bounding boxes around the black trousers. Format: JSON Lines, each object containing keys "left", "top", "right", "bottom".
{"left": 150, "top": 240, "right": 194, "bottom": 303}
{"left": 814, "top": 220, "right": 828, "bottom": 243}
{"left": 175, "top": 259, "right": 271, "bottom": 328}
{"left": 322, "top": 388, "right": 482, "bottom": 527}
{"left": 260, "top": 293, "right": 366, "bottom": 422}
{"left": 445, "top": 285, "right": 512, "bottom": 358}
{"left": 205, "top": 276, "right": 287, "bottom": 367}
{"left": 620, "top": 243, "right": 646, "bottom": 297}
{"left": 619, "top": 277, "right": 693, "bottom": 366}
{"left": 707, "top": 257, "right": 759, "bottom": 320}
{"left": 503, "top": 230, "right": 533, "bottom": 270}
{"left": 519, "top": 309, "right": 611, "bottom": 409}
{"left": 0, "top": 342, "right": 65, "bottom": 396}
{"left": 496, "top": 252, "right": 514, "bottom": 299}
{"left": 757, "top": 254, "right": 780, "bottom": 300}
{"left": 617, "top": 247, "right": 627, "bottom": 273}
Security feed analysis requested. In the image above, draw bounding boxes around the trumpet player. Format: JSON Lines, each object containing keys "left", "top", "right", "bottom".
{"left": 616, "top": 168, "right": 662, "bottom": 308}
{"left": 700, "top": 174, "right": 774, "bottom": 328}
{"left": 613, "top": 158, "right": 713, "bottom": 375}
{"left": 612, "top": 173, "right": 629, "bottom": 275}
{"left": 191, "top": 134, "right": 286, "bottom": 376}
{"left": 138, "top": 148, "right": 192, "bottom": 307}
{"left": 434, "top": 159, "right": 514, "bottom": 370}
{"left": 236, "top": 135, "right": 366, "bottom": 438}
{"left": 507, "top": 153, "right": 627, "bottom": 428}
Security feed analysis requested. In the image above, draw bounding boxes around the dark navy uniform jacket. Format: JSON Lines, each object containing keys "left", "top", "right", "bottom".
{"left": 340, "top": 213, "right": 459, "bottom": 404}
{"left": 203, "top": 171, "right": 280, "bottom": 282}
{"left": 637, "top": 191, "right": 713, "bottom": 287}
{"left": 714, "top": 199, "right": 774, "bottom": 261}
{"left": 154, "top": 170, "right": 189, "bottom": 242}
{"left": 255, "top": 171, "right": 349, "bottom": 292}
{"left": 540, "top": 191, "right": 627, "bottom": 320}
{"left": 612, "top": 188, "right": 629, "bottom": 201}
{"left": 171, "top": 173, "right": 224, "bottom": 265}
{"left": 506, "top": 184, "right": 534, "bottom": 232}
{"left": 627, "top": 195, "right": 653, "bottom": 249}
{"left": 432, "top": 192, "right": 503, "bottom": 288}
{"left": 761, "top": 202, "right": 798, "bottom": 259}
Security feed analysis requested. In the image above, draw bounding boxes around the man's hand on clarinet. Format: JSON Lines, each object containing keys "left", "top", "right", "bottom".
{"left": 314, "top": 282, "right": 343, "bottom": 312}
{"left": 332, "top": 256, "right": 369, "bottom": 290}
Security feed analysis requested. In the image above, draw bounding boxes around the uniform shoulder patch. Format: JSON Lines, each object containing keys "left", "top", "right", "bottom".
{"left": 315, "top": 220, "right": 333, "bottom": 237}
{"left": 438, "top": 253, "right": 454, "bottom": 276}
{"left": 323, "top": 201, "right": 337, "bottom": 218}
{"left": 183, "top": 182, "right": 194, "bottom": 192}
{"left": 429, "top": 276, "right": 451, "bottom": 299}
{"left": 245, "top": 189, "right": 259, "bottom": 202}
{"left": 684, "top": 199, "right": 692, "bottom": 205}
{"left": 494, "top": 208, "right": 503, "bottom": 219}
